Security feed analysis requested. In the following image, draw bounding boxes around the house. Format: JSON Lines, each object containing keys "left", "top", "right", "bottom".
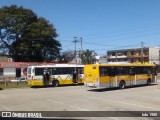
{"left": 107, "top": 47, "right": 160, "bottom": 64}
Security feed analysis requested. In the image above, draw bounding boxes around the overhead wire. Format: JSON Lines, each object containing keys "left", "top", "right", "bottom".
{"left": 59, "top": 23, "right": 160, "bottom": 55}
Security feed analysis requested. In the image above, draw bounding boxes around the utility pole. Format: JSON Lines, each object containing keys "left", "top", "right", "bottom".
{"left": 141, "top": 42, "right": 144, "bottom": 63}
{"left": 73, "top": 37, "right": 84, "bottom": 63}
{"left": 80, "top": 37, "right": 83, "bottom": 51}
{"left": 80, "top": 37, "right": 83, "bottom": 59}
{"left": 73, "top": 37, "right": 78, "bottom": 60}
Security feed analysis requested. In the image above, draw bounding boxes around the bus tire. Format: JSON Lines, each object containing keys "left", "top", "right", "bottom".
{"left": 52, "top": 80, "right": 59, "bottom": 87}
{"left": 147, "top": 79, "right": 151, "bottom": 85}
{"left": 119, "top": 80, "right": 125, "bottom": 89}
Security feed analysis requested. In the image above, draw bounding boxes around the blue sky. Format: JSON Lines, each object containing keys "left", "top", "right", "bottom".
{"left": 1, "top": 0, "right": 160, "bottom": 55}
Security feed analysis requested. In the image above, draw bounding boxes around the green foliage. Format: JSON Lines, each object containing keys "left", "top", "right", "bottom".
{"left": 61, "top": 50, "right": 75, "bottom": 62}
{"left": 81, "top": 49, "right": 96, "bottom": 64}
{"left": 60, "top": 49, "right": 96, "bottom": 64}
{"left": 0, "top": 5, "right": 61, "bottom": 62}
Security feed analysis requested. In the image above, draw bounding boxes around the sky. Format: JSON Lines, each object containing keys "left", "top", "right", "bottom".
{"left": 1, "top": 0, "right": 160, "bottom": 55}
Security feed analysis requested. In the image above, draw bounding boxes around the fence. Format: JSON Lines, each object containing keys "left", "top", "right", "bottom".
{"left": 0, "top": 77, "right": 28, "bottom": 86}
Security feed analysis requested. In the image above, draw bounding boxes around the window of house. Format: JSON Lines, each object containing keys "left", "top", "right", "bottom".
{"left": 0, "top": 68, "right": 3, "bottom": 76}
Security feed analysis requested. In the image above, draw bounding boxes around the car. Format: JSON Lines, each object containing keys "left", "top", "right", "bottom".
{"left": 10, "top": 77, "right": 27, "bottom": 82}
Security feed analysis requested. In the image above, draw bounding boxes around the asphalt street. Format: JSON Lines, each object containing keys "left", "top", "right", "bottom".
{"left": 0, "top": 84, "right": 160, "bottom": 120}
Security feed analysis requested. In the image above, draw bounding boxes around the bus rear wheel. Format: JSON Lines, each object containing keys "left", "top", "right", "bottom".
{"left": 119, "top": 81, "right": 125, "bottom": 89}
{"left": 52, "top": 80, "right": 59, "bottom": 87}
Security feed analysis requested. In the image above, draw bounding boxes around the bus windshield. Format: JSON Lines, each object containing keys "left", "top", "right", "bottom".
{"left": 27, "top": 67, "right": 32, "bottom": 74}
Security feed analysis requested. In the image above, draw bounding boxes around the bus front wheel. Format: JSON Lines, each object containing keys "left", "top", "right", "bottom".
{"left": 119, "top": 81, "right": 125, "bottom": 89}
{"left": 52, "top": 80, "right": 59, "bottom": 87}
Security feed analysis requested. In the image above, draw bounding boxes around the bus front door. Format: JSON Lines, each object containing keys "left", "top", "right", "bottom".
{"left": 129, "top": 75, "right": 135, "bottom": 85}
{"left": 43, "top": 68, "right": 51, "bottom": 86}
{"left": 109, "top": 76, "right": 116, "bottom": 88}
{"left": 109, "top": 67, "right": 117, "bottom": 88}
{"left": 129, "top": 67, "right": 135, "bottom": 85}
{"left": 73, "top": 70, "right": 78, "bottom": 84}
{"left": 152, "top": 67, "right": 157, "bottom": 83}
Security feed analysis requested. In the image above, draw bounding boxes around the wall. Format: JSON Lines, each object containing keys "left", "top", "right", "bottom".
{"left": 149, "top": 47, "right": 160, "bottom": 64}
{"left": 0, "top": 55, "right": 8, "bottom": 62}
{"left": 3, "top": 68, "right": 16, "bottom": 77}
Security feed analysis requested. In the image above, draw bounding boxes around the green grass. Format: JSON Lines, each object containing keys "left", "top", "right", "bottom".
{"left": 0, "top": 83, "right": 29, "bottom": 89}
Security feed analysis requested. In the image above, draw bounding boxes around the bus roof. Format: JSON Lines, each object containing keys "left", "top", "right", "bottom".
{"left": 85, "top": 63, "right": 156, "bottom": 67}
{"left": 28, "top": 64, "right": 84, "bottom": 68}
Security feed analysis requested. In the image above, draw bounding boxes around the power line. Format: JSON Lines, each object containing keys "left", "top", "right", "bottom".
{"left": 61, "top": 38, "right": 143, "bottom": 52}
{"left": 58, "top": 26, "right": 160, "bottom": 42}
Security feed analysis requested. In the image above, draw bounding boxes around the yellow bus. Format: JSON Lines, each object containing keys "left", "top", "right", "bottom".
{"left": 84, "top": 63, "right": 157, "bottom": 89}
{"left": 27, "top": 64, "right": 84, "bottom": 87}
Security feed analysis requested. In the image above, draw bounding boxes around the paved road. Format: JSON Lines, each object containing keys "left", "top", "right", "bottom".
{"left": 0, "top": 84, "right": 160, "bottom": 120}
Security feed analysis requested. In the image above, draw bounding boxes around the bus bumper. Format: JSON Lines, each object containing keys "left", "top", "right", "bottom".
{"left": 84, "top": 82, "right": 98, "bottom": 87}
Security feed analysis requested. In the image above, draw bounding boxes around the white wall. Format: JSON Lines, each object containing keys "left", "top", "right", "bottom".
{"left": 149, "top": 47, "right": 160, "bottom": 64}
{"left": 4, "top": 68, "right": 16, "bottom": 77}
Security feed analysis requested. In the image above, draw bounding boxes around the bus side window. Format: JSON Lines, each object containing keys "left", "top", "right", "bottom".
{"left": 35, "top": 68, "right": 44, "bottom": 76}
{"left": 52, "top": 68, "right": 56, "bottom": 75}
{"left": 108, "top": 67, "right": 117, "bottom": 77}
{"left": 71, "top": 68, "right": 74, "bottom": 74}
{"left": 117, "top": 67, "right": 128, "bottom": 75}
{"left": 135, "top": 67, "right": 141, "bottom": 74}
{"left": 130, "top": 67, "right": 135, "bottom": 76}
{"left": 143, "top": 67, "right": 148, "bottom": 74}
{"left": 81, "top": 68, "right": 84, "bottom": 74}
{"left": 113, "top": 67, "right": 117, "bottom": 76}
{"left": 70, "top": 68, "right": 74, "bottom": 74}
{"left": 63, "top": 68, "right": 67, "bottom": 74}
{"left": 49, "top": 68, "right": 52, "bottom": 75}
{"left": 119, "top": 67, "right": 123, "bottom": 75}
{"left": 59, "top": 68, "right": 63, "bottom": 74}
{"left": 100, "top": 67, "right": 108, "bottom": 76}
{"left": 147, "top": 67, "right": 152, "bottom": 74}
{"left": 100, "top": 67, "right": 104, "bottom": 76}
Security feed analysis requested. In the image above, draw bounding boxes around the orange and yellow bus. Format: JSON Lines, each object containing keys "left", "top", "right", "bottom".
{"left": 84, "top": 63, "right": 157, "bottom": 89}
{"left": 27, "top": 64, "right": 84, "bottom": 87}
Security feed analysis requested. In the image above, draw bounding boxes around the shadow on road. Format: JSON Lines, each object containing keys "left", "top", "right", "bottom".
{"left": 31, "top": 84, "right": 84, "bottom": 89}
{"left": 87, "top": 84, "right": 157, "bottom": 92}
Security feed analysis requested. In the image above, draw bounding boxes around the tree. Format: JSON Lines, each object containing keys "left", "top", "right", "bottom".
{"left": 81, "top": 49, "right": 96, "bottom": 64}
{"left": 0, "top": 5, "right": 61, "bottom": 62}
{"left": 61, "top": 50, "right": 75, "bottom": 63}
